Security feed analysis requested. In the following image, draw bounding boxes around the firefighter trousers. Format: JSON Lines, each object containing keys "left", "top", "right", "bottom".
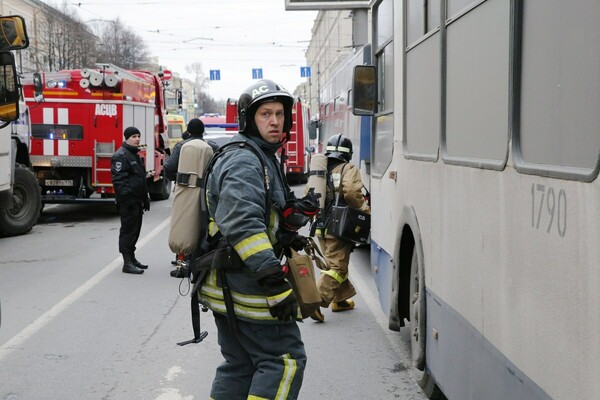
{"left": 210, "top": 313, "right": 306, "bottom": 400}
{"left": 117, "top": 198, "right": 143, "bottom": 256}
{"left": 317, "top": 236, "right": 357, "bottom": 306}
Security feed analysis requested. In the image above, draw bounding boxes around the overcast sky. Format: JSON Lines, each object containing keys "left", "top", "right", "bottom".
{"left": 40, "top": 0, "right": 317, "bottom": 101}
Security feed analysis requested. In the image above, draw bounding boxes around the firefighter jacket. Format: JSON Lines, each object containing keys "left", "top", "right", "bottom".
{"left": 199, "top": 133, "right": 296, "bottom": 324}
{"left": 319, "top": 160, "right": 368, "bottom": 238}
{"left": 111, "top": 142, "right": 148, "bottom": 203}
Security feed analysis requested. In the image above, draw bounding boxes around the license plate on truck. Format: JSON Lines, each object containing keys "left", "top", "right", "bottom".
{"left": 45, "top": 179, "right": 73, "bottom": 186}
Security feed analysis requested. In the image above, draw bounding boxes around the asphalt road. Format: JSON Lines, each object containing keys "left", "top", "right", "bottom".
{"left": 0, "top": 185, "right": 428, "bottom": 400}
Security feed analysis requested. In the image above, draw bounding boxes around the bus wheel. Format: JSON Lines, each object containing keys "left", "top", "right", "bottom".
{"left": 409, "top": 245, "right": 442, "bottom": 399}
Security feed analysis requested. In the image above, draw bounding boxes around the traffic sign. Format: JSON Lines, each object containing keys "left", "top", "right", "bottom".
{"left": 162, "top": 69, "right": 172, "bottom": 80}
{"left": 252, "top": 68, "right": 263, "bottom": 80}
{"left": 210, "top": 70, "right": 221, "bottom": 81}
{"left": 300, "top": 66, "right": 311, "bottom": 78}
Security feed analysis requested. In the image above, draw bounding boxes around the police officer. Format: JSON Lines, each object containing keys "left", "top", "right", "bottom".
{"left": 111, "top": 126, "right": 150, "bottom": 275}
{"left": 198, "top": 80, "right": 307, "bottom": 399}
{"left": 310, "top": 134, "right": 369, "bottom": 322}
{"left": 164, "top": 118, "right": 218, "bottom": 182}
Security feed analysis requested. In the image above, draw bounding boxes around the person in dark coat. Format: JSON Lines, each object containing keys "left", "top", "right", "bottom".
{"left": 111, "top": 126, "right": 151, "bottom": 275}
{"left": 164, "top": 118, "right": 218, "bottom": 181}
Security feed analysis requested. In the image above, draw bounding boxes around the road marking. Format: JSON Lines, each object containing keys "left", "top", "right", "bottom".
{"left": 0, "top": 217, "right": 171, "bottom": 362}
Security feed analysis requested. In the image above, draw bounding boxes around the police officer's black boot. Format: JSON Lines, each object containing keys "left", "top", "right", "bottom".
{"left": 132, "top": 254, "right": 148, "bottom": 270}
{"left": 122, "top": 253, "right": 144, "bottom": 274}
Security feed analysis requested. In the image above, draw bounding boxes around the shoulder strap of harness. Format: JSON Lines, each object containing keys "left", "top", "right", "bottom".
{"left": 198, "top": 139, "right": 272, "bottom": 244}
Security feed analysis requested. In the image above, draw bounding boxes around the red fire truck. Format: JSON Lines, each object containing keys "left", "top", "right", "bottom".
{"left": 224, "top": 97, "right": 316, "bottom": 183}
{"left": 22, "top": 64, "right": 171, "bottom": 203}
{"left": 284, "top": 98, "right": 314, "bottom": 183}
{"left": 224, "top": 98, "right": 238, "bottom": 132}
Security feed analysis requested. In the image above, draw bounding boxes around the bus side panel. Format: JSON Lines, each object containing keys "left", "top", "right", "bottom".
{"left": 426, "top": 289, "right": 552, "bottom": 400}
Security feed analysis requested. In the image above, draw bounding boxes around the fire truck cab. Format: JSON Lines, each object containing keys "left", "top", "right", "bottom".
{"left": 22, "top": 64, "right": 172, "bottom": 203}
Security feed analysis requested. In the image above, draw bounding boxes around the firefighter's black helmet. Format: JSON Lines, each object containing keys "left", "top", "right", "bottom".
{"left": 238, "top": 79, "right": 295, "bottom": 137}
{"left": 325, "top": 134, "right": 353, "bottom": 162}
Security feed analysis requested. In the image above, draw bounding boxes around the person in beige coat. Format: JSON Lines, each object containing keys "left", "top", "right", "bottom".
{"left": 309, "top": 134, "right": 369, "bottom": 322}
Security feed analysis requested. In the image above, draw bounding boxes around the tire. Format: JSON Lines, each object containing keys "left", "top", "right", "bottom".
{"left": 409, "top": 245, "right": 443, "bottom": 399}
{"left": 0, "top": 166, "right": 42, "bottom": 236}
{"left": 149, "top": 174, "right": 171, "bottom": 201}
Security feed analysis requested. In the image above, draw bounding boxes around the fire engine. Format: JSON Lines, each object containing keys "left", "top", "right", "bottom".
{"left": 21, "top": 64, "right": 172, "bottom": 203}
{"left": 284, "top": 98, "right": 315, "bottom": 183}
{"left": 224, "top": 98, "right": 238, "bottom": 132}
{"left": 224, "top": 97, "right": 316, "bottom": 183}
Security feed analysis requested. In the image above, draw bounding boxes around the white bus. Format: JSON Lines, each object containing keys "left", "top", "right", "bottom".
{"left": 352, "top": 1, "right": 600, "bottom": 399}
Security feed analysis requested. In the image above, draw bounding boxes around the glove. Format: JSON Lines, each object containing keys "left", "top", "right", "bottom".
{"left": 143, "top": 196, "right": 150, "bottom": 212}
{"left": 280, "top": 188, "right": 321, "bottom": 231}
{"left": 276, "top": 229, "right": 308, "bottom": 252}
{"left": 260, "top": 274, "right": 299, "bottom": 321}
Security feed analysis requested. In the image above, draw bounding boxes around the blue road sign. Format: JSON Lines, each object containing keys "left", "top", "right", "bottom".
{"left": 252, "top": 68, "right": 263, "bottom": 80}
{"left": 209, "top": 70, "right": 221, "bottom": 81}
{"left": 300, "top": 66, "right": 311, "bottom": 78}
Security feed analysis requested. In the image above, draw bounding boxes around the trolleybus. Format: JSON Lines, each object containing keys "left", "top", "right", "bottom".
{"left": 353, "top": 1, "right": 600, "bottom": 399}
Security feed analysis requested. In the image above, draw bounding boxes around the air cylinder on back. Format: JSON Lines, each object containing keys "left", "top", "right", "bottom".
{"left": 168, "top": 140, "right": 214, "bottom": 255}
{"left": 306, "top": 153, "right": 328, "bottom": 211}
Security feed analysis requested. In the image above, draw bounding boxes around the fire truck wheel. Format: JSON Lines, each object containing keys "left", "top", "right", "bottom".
{"left": 149, "top": 174, "right": 172, "bottom": 201}
{"left": 0, "top": 165, "right": 42, "bottom": 237}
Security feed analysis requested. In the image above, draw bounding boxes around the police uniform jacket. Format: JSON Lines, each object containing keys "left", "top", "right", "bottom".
{"left": 111, "top": 142, "right": 148, "bottom": 203}
{"left": 199, "top": 133, "right": 294, "bottom": 324}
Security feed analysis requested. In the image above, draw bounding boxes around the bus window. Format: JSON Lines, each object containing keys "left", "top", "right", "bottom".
{"left": 515, "top": 1, "right": 600, "bottom": 180}
{"left": 372, "top": 0, "right": 394, "bottom": 177}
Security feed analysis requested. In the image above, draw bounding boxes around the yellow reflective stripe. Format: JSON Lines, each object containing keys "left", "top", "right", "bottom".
{"left": 201, "top": 282, "right": 267, "bottom": 308}
{"left": 322, "top": 269, "right": 346, "bottom": 284}
{"left": 234, "top": 232, "right": 272, "bottom": 260}
{"left": 200, "top": 295, "right": 276, "bottom": 321}
{"left": 267, "top": 288, "right": 293, "bottom": 307}
{"left": 199, "top": 276, "right": 277, "bottom": 321}
{"left": 315, "top": 228, "right": 328, "bottom": 236}
{"left": 275, "top": 353, "right": 297, "bottom": 400}
{"left": 248, "top": 396, "right": 269, "bottom": 400}
{"left": 326, "top": 145, "right": 351, "bottom": 153}
{"left": 208, "top": 219, "right": 219, "bottom": 236}
{"left": 268, "top": 211, "right": 278, "bottom": 242}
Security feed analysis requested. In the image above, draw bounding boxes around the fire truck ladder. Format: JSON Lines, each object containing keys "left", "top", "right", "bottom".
{"left": 95, "top": 63, "right": 147, "bottom": 84}
{"left": 94, "top": 140, "right": 115, "bottom": 189}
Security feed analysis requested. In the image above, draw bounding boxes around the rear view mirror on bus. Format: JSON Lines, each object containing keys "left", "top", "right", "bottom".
{"left": 0, "top": 51, "right": 20, "bottom": 123}
{"left": 352, "top": 65, "right": 376, "bottom": 116}
{"left": 0, "top": 16, "right": 29, "bottom": 51}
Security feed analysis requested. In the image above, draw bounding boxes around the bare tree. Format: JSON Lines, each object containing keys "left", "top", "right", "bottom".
{"left": 37, "top": 1, "right": 98, "bottom": 71}
{"left": 185, "top": 61, "right": 220, "bottom": 114}
{"left": 94, "top": 18, "right": 149, "bottom": 70}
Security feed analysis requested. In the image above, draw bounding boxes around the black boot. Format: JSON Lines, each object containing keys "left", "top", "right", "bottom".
{"left": 132, "top": 254, "right": 148, "bottom": 270}
{"left": 122, "top": 253, "right": 144, "bottom": 274}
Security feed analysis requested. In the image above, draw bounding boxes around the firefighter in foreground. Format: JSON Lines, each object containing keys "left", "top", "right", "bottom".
{"left": 309, "top": 134, "right": 369, "bottom": 322}
{"left": 111, "top": 126, "right": 151, "bottom": 275}
{"left": 198, "top": 80, "right": 312, "bottom": 399}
